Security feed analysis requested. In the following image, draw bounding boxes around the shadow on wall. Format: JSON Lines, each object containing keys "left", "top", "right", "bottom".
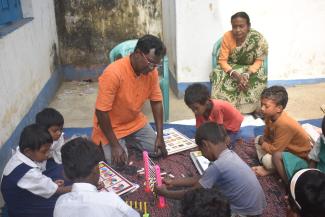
{"left": 54, "top": 0, "right": 163, "bottom": 67}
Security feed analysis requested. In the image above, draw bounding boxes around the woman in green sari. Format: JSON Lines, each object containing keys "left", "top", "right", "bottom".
{"left": 210, "top": 12, "right": 268, "bottom": 114}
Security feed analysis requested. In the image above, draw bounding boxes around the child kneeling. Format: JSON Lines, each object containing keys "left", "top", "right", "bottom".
{"left": 184, "top": 83, "right": 243, "bottom": 132}
{"left": 155, "top": 122, "right": 266, "bottom": 217}
{"left": 54, "top": 137, "right": 140, "bottom": 217}
{"left": 1, "top": 124, "right": 70, "bottom": 217}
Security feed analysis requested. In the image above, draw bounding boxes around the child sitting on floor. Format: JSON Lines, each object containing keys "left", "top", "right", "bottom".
{"left": 1, "top": 124, "right": 71, "bottom": 217}
{"left": 184, "top": 83, "right": 243, "bottom": 132}
{"left": 287, "top": 169, "right": 325, "bottom": 217}
{"left": 155, "top": 122, "right": 266, "bottom": 217}
{"left": 36, "top": 108, "right": 64, "bottom": 165}
{"left": 54, "top": 137, "right": 140, "bottom": 217}
{"left": 273, "top": 115, "right": 325, "bottom": 185}
{"left": 181, "top": 188, "right": 230, "bottom": 217}
{"left": 36, "top": 108, "right": 67, "bottom": 181}
{"left": 252, "top": 86, "right": 311, "bottom": 179}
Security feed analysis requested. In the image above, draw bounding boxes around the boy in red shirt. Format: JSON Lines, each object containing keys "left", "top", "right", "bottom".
{"left": 184, "top": 83, "right": 244, "bottom": 132}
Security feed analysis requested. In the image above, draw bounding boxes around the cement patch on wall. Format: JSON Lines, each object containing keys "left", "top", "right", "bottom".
{"left": 55, "top": 0, "right": 162, "bottom": 67}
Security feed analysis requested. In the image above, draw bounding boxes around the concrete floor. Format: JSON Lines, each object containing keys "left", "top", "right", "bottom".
{"left": 49, "top": 81, "right": 325, "bottom": 127}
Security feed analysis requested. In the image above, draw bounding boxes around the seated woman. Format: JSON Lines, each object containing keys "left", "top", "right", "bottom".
{"left": 210, "top": 12, "right": 268, "bottom": 114}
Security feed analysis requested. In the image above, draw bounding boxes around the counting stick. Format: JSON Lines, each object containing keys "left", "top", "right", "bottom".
{"left": 143, "top": 151, "right": 166, "bottom": 208}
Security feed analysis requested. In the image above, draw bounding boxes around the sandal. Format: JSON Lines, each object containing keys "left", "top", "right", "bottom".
{"left": 321, "top": 104, "right": 325, "bottom": 114}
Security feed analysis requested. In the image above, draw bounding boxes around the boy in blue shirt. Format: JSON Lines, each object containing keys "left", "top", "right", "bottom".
{"left": 155, "top": 122, "right": 266, "bottom": 216}
{"left": 1, "top": 124, "right": 71, "bottom": 217}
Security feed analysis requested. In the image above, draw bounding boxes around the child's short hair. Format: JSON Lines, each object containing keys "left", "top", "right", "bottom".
{"left": 195, "top": 122, "right": 228, "bottom": 147}
{"left": 321, "top": 115, "right": 325, "bottom": 136}
{"left": 181, "top": 188, "right": 230, "bottom": 217}
{"left": 294, "top": 170, "right": 325, "bottom": 217}
{"left": 36, "top": 108, "right": 64, "bottom": 129}
{"left": 61, "top": 137, "right": 103, "bottom": 181}
{"left": 260, "top": 85, "right": 288, "bottom": 108}
{"left": 19, "top": 124, "right": 53, "bottom": 152}
{"left": 184, "top": 83, "right": 210, "bottom": 106}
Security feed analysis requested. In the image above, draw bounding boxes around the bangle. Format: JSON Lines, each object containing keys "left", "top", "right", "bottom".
{"left": 229, "top": 70, "right": 235, "bottom": 77}
{"left": 242, "top": 72, "right": 250, "bottom": 79}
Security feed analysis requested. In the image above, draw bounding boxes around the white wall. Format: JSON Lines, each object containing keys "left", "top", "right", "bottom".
{"left": 163, "top": 0, "right": 325, "bottom": 84}
{"left": 0, "top": 0, "right": 59, "bottom": 147}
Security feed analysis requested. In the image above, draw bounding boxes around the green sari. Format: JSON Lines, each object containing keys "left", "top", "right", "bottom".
{"left": 210, "top": 29, "right": 268, "bottom": 114}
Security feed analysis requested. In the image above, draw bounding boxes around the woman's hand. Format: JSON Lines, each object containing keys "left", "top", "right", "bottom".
{"left": 231, "top": 71, "right": 249, "bottom": 91}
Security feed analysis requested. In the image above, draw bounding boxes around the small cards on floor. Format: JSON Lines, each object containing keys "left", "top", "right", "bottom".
{"left": 99, "top": 161, "right": 139, "bottom": 195}
{"left": 190, "top": 151, "right": 211, "bottom": 175}
{"left": 163, "top": 128, "right": 197, "bottom": 155}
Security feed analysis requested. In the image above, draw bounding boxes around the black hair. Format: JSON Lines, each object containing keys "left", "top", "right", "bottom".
{"left": 181, "top": 188, "right": 230, "bottom": 217}
{"left": 36, "top": 108, "right": 64, "bottom": 129}
{"left": 61, "top": 137, "right": 104, "bottom": 181}
{"left": 195, "top": 122, "right": 228, "bottom": 147}
{"left": 231, "top": 11, "right": 251, "bottom": 26}
{"left": 322, "top": 115, "right": 325, "bottom": 136}
{"left": 261, "top": 85, "right": 288, "bottom": 109}
{"left": 184, "top": 83, "right": 210, "bottom": 106}
{"left": 294, "top": 170, "right": 325, "bottom": 217}
{"left": 19, "top": 124, "right": 53, "bottom": 152}
{"left": 134, "top": 34, "right": 166, "bottom": 57}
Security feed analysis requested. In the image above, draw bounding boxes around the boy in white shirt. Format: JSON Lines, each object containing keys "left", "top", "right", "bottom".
{"left": 36, "top": 108, "right": 68, "bottom": 182}
{"left": 36, "top": 108, "right": 65, "bottom": 165}
{"left": 1, "top": 124, "right": 71, "bottom": 217}
{"left": 54, "top": 137, "right": 140, "bottom": 217}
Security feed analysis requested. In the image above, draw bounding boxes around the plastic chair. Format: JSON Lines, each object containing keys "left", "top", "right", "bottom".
{"left": 108, "top": 39, "right": 169, "bottom": 122}
{"left": 212, "top": 37, "right": 268, "bottom": 75}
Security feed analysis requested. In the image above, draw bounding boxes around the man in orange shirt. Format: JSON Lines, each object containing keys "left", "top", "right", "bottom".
{"left": 92, "top": 35, "right": 168, "bottom": 166}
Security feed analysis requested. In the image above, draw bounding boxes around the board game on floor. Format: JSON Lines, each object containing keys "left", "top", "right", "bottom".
{"left": 163, "top": 128, "right": 197, "bottom": 155}
{"left": 99, "top": 161, "right": 138, "bottom": 195}
{"left": 190, "top": 151, "right": 211, "bottom": 175}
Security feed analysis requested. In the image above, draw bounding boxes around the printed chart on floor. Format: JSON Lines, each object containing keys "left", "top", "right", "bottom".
{"left": 99, "top": 161, "right": 138, "bottom": 195}
{"left": 190, "top": 151, "right": 211, "bottom": 175}
{"left": 163, "top": 128, "right": 197, "bottom": 155}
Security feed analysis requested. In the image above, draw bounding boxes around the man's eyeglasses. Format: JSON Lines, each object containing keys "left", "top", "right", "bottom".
{"left": 141, "top": 52, "right": 162, "bottom": 70}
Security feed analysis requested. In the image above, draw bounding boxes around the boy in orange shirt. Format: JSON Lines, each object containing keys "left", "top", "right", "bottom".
{"left": 252, "top": 86, "right": 311, "bottom": 177}
{"left": 184, "top": 83, "right": 243, "bottom": 132}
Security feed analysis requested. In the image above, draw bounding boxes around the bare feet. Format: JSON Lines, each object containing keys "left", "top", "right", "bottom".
{"left": 251, "top": 166, "right": 273, "bottom": 176}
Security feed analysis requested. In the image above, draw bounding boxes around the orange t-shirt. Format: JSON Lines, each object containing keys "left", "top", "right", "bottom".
{"left": 218, "top": 31, "right": 263, "bottom": 73}
{"left": 92, "top": 56, "right": 162, "bottom": 145}
{"left": 262, "top": 111, "right": 311, "bottom": 159}
{"left": 195, "top": 99, "right": 244, "bottom": 132}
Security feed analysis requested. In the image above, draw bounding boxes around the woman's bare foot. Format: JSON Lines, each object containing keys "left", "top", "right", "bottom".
{"left": 251, "top": 166, "right": 273, "bottom": 176}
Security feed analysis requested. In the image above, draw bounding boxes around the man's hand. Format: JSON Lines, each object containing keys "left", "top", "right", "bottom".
{"left": 111, "top": 143, "right": 127, "bottom": 166}
{"left": 155, "top": 136, "right": 168, "bottom": 157}
{"left": 97, "top": 181, "right": 105, "bottom": 191}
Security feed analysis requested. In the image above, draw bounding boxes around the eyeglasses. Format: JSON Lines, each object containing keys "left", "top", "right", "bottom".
{"left": 141, "top": 52, "right": 162, "bottom": 70}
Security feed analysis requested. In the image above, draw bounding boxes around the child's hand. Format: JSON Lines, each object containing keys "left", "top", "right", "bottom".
{"left": 154, "top": 184, "right": 168, "bottom": 196}
{"left": 97, "top": 181, "right": 105, "bottom": 190}
{"left": 55, "top": 179, "right": 65, "bottom": 187}
{"left": 258, "top": 136, "right": 264, "bottom": 145}
{"left": 162, "top": 178, "right": 174, "bottom": 188}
